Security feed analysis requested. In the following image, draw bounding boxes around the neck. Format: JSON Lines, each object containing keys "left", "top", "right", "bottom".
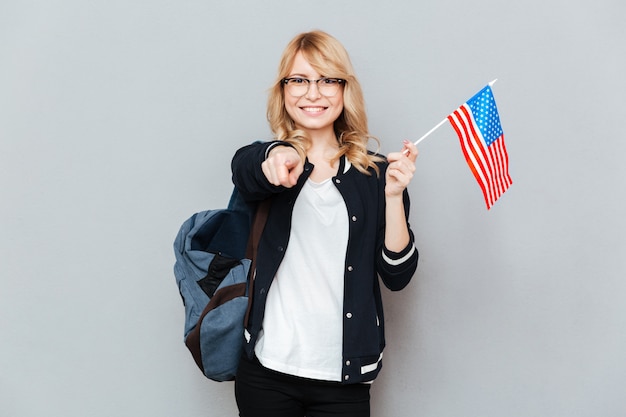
{"left": 307, "top": 133, "right": 338, "bottom": 160}
{"left": 307, "top": 126, "right": 338, "bottom": 147}
{"left": 306, "top": 134, "right": 341, "bottom": 182}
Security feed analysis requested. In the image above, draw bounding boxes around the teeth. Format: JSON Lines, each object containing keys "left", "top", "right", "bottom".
{"left": 302, "top": 107, "right": 325, "bottom": 112}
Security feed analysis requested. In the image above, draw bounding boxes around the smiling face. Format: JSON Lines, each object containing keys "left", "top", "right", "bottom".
{"left": 283, "top": 51, "right": 344, "bottom": 138}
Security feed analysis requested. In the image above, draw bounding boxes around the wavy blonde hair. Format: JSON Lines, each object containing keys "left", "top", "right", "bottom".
{"left": 267, "top": 30, "right": 383, "bottom": 175}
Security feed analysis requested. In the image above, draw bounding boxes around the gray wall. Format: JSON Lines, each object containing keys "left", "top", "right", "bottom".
{"left": 1, "top": 1, "right": 625, "bottom": 416}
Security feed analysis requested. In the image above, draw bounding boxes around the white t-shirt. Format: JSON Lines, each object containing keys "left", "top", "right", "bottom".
{"left": 254, "top": 177, "right": 349, "bottom": 381}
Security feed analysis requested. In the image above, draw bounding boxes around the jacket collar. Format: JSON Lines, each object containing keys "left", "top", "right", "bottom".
{"left": 303, "top": 155, "right": 351, "bottom": 177}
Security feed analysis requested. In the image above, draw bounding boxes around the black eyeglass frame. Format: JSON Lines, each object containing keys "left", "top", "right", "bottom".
{"left": 281, "top": 77, "right": 346, "bottom": 97}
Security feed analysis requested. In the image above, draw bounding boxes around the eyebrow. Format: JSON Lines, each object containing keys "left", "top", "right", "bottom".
{"left": 287, "top": 73, "right": 323, "bottom": 78}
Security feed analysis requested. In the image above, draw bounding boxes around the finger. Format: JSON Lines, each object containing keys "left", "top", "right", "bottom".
{"left": 280, "top": 158, "right": 306, "bottom": 187}
{"left": 263, "top": 159, "right": 289, "bottom": 186}
{"left": 387, "top": 152, "right": 401, "bottom": 163}
{"left": 388, "top": 168, "right": 412, "bottom": 184}
{"left": 401, "top": 140, "right": 419, "bottom": 162}
{"left": 388, "top": 148, "right": 416, "bottom": 164}
{"left": 262, "top": 160, "right": 278, "bottom": 185}
{"left": 390, "top": 159, "right": 415, "bottom": 176}
{"left": 386, "top": 161, "right": 414, "bottom": 189}
{"left": 275, "top": 162, "right": 294, "bottom": 187}
{"left": 287, "top": 161, "right": 303, "bottom": 186}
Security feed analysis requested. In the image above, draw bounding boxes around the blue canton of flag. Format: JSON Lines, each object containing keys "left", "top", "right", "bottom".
{"left": 467, "top": 87, "right": 503, "bottom": 147}
{"left": 447, "top": 85, "right": 512, "bottom": 209}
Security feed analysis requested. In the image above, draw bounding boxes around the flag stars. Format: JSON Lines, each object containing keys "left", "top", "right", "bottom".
{"left": 468, "top": 87, "right": 502, "bottom": 147}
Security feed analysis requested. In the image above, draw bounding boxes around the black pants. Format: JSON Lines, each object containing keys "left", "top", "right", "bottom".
{"left": 235, "top": 355, "right": 371, "bottom": 417}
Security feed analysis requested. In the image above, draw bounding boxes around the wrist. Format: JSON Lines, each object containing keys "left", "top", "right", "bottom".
{"left": 264, "top": 141, "right": 294, "bottom": 160}
{"left": 385, "top": 191, "right": 404, "bottom": 201}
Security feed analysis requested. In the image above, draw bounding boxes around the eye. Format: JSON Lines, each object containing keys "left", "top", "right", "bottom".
{"left": 321, "top": 78, "right": 339, "bottom": 85}
{"left": 287, "top": 78, "right": 306, "bottom": 85}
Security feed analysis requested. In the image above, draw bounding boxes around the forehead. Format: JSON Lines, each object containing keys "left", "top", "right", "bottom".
{"left": 288, "top": 52, "right": 322, "bottom": 77}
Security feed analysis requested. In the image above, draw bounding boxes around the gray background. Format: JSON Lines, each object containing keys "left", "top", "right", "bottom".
{"left": 1, "top": 0, "right": 625, "bottom": 416}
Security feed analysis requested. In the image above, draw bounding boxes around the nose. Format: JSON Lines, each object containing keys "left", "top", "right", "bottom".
{"left": 304, "top": 81, "right": 321, "bottom": 100}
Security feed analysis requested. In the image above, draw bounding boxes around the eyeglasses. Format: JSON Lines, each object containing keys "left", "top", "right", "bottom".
{"left": 282, "top": 77, "right": 345, "bottom": 97}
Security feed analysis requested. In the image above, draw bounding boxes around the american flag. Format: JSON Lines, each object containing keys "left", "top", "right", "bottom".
{"left": 447, "top": 85, "right": 512, "bottom": 209}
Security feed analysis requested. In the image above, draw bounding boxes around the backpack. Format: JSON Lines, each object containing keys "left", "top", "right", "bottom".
{"left": 173, "top": 187, "right": 268, "bottom": 381}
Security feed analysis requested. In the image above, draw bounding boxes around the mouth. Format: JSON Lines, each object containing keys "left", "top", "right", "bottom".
{"left": 300, "top": 106, "right": 328, "bottom": 113}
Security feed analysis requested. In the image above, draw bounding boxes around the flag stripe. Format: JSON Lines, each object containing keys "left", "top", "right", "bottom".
{"left": 491, "top": 137, "right": 512, "bottom": 190}
{"left": 448, "top": 109, "right": 494, "bottom": 208}
{"left": 460, "top": 105, "right": 500, "bottom": 205}
{"left": 487, "top": 140, "right": 503, "bottom": 195}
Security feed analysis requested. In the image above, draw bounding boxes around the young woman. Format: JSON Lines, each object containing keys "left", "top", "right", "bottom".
{"left": 231, "top": 30, "right": 419, "bottom": 417}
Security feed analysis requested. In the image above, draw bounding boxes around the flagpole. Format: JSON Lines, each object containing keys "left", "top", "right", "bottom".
{"left": 413, "top": 118, "right": 447, "bottom": 146}
{"left": 407, "top": 79, "right": 498, "bottom": 149}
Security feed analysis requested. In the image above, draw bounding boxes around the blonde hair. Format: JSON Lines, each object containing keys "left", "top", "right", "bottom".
{"left": 267, "top": 30, "right": 383, "bottom": 175}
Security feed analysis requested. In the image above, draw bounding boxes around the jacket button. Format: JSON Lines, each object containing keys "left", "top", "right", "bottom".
{"left": 346, "top": 312, "right": 353, "bottom": 319}
{"left": 344, "top": 375, "right": 350, "bottom": 381}
{"left": 345, "top": 360, "right": 351, "bottom": 366}
{"left": 277, "top": 246, "right": 284, "bottom": 252}
{"left": 351, "top": 215, "right": 357, "bottom": 222}
{"left": 347, "top": 265, "right": 353, "bottom": 272}
{"left": 335, "top": 178, "right": 341, "bottom": 184}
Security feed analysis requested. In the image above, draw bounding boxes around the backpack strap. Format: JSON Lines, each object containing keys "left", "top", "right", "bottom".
{"left": 243, "top": 198, "right": 270, "bottom": 327}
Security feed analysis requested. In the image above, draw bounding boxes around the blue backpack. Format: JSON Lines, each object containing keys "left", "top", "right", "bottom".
{"left": 173, "top": 188, "right": 268, "bottom": 381}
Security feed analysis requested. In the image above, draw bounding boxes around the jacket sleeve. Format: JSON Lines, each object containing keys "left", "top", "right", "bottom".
{"left": 376, "top": 184, "right": 419, "bottom": 291}
{"left": 231, "top": 141, "right": 293, "bottom": 202}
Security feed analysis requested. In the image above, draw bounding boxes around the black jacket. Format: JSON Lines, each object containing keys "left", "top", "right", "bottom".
{"left": 231, "top": 141, "right": 418, "bottom": 383}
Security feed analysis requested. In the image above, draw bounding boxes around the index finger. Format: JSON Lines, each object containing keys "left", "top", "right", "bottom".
{"left": 400, "top": 140, "right": 418, "bottom": 161}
